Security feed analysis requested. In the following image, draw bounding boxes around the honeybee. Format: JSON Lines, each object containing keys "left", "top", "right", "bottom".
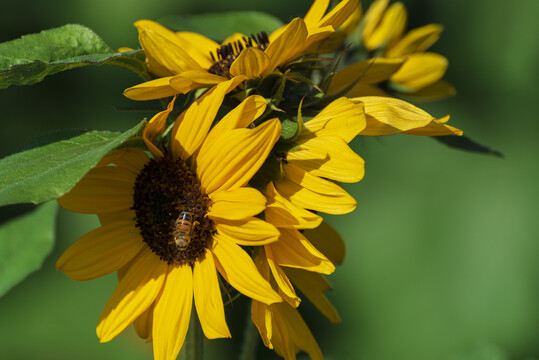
{"left": 173, "top": 211, "right": 193, "bottom": 249}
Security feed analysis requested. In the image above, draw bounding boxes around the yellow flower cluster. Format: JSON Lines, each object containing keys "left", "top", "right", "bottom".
{"left": 57, "top": 1, "right": 461, "bottom": 359}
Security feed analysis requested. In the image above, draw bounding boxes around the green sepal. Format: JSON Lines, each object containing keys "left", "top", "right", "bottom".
{"left": 249, "top": 153, "right": 284, "bottom": 191}
{"left": 280, "top": 119, "right": 299, "bottom": 141}
{"left": 158, "top": 11, "right": 284, "bottom": 42}
{"left": 0, "top": 120, "right": 146, "bottom": 207}
{"left": 0, "top": 24, "right": 149, "bottom": 89}
{"left": 0, "top": 201, "right": 58, "bottom": 298}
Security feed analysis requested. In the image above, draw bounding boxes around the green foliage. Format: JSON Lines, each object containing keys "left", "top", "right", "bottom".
{"left": 0, "top": 24, "right": 148, "bottom": 89}
{"left": 0, "top": 202, "right": 58, "bottom": 298}
{"left": 0, "top": 121, "right": 145, "bottom": 207}
{"left": 159, "top": 11, "right": 284, "bottom": 41}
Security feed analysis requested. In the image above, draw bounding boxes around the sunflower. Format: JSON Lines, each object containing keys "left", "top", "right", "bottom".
{"left": 329, "top": 0, "right": 454, "bottom": 100}
{"left": 123, "top": 0, "right": 359, "bottom": 101}
{"left": 55, "top": 78, "right": 284, "bottom": 360}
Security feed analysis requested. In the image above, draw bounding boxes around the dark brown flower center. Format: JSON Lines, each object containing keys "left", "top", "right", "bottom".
{"left": 132, "top": 156, "right": 215, "bottom": 266}
{"left": 208, "top": 32, "right": 270, "bottom": 78}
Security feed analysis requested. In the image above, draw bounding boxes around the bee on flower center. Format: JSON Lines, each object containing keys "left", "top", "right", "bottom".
{"left": 173, "top": 210, "right": 194, "bottom": 249}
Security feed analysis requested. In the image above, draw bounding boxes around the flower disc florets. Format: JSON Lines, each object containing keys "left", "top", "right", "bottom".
{"left": 208, "top": 32, "right": 270, "bottom": 77}
{"left": 132, "top": 156, "right": 215, "bottom": 266}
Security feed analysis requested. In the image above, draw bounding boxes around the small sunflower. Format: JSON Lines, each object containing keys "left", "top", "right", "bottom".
{"left": 56, "top": 79, "right": 284, "bottom": 360}
{"left": 123, "top": 0, "right": 359, "bottom": 101}
{"left": 266, "top": 97, "right": 366, "bottom": 216}
{"left": 330, "top": 0, "right": 454, "bottom": 100}
{"left": 239, "top": 97, "right": 364, "bottom": 359}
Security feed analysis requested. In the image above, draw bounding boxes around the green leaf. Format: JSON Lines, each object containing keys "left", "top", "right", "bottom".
{"left": 435, "top": 135, "right": 504, "bottom": 158}
{"left": 0, "top": 201, "right": 58, "bottom": 298}
{"left": 0, "top": 24, "right": 149, "bottom": 89}
{"left": 0, "top": 121, "right": 145, "bottom": 206}
{"left": 280, "top": 119, "right": 299, "bottom": 141}
{"left": 159, "top": 11, "right": 284, "bottom": 42}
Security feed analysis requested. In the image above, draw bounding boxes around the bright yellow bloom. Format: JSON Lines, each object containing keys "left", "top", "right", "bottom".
{"left": 331, "top": 0, "right": 454, "bottom": 100}
{"left": 245, "top": 98, "right": 363, "bottom": 358}
{"left": 124, "top": 0, "right": 359, "bottom": 101}
{"left": 56, "top": 79, "right": 284, "bottom": 360}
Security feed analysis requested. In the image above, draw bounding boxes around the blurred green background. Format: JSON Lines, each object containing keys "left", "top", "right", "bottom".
{"left": 1, "top": 0, "right": 538, "bottom": 359}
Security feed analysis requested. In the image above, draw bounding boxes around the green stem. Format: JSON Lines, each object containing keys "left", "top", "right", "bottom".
{"left": 239, "top": 302, "right": 259, "bottom": 360}
{"left": 179, "top": 311, "right": 204, "bottom": 360}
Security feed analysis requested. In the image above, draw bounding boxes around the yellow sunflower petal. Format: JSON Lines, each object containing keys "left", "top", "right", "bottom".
{"left": 303, "top": 25, "right": 335, "bottom": 50}
{"left": 317, "top": 0, "right": 360, "bottom": 29}
{"left": 251, "top": 301, "right": 273, "bottom": 349}
{"left": 361, "top": 0, "right": 389, "bottom": 48}
{"left": 265, "top": 18, "right": 308, "bottom": 72}
{"left": 144, "top": 96, "right": 176, "bottom": 158}
{"left": 275, "top": 163, "right": 357, "bottom": 215}
{"left": 98, "top": 209, "right": 136, "bottom": 226}
{"left": 123, "top": 76, "right": 178, "bottom": 101}
{"left": 299, "top": 97, "right": 366, "bottom": 143}
{"left": 208, "top": 187, "right": 266, "bottom": 221}
{"left": 265, "top": 246, "right": 300, "bottom": 308}
{"left": 139, "top": 29, "right": 203, "bottom": 73}
{"left": 303, "top": 220, "right": 346, "bottom": 265}
{"left": 401, "top": 79, "right": 456, "bottom": 101}
{"left": 251, "top": 254, "right": 275, "bottom": 347}
{"left": 390, "top": 52, "right": 448, "bottom": 91}
{"left": 171, "top": 77, "right": 243, "bottom": 161}
{"left": 304, "top": 0, "right": 330, "bottom": 28}
{"left": 56, "top": 221, "right": 144, "bottom": 281}
{"left": 354, "top": 95, "right": 454, "bottom": 135}
{"left": 230, "top": 47, "right": 272, "bottom": 78}
{"left": 112, "top": 149, "right": 150, "bottom": 175}
{"left": 272, "top": 302, "right": 324, "bottom": 360}
{"left": 193, "top": 249, "right": 231, "bottom": 339}
{"left": 364, "top": 2, "right": 407, "bottom": 50}
{"left": 97, "top": 247, "right": 167, "bottom": 342}
{"left": 204, "top": 95, "right": 267, "bottom": 146}
{"left": 57, "top": 167, "right": 135, "bottom": 214}
{"left": 285, "top": 268, "right": 341, "bottom": 324}
{"left": 221, "top": 32, "right": 247, "bottom": 46}
{"left": 403, "top": 116, "right": 463, "bottom": 136}
{"left": 153, "top": 265, "right": 193, "bottom": 360}
{"left": 134, "top": 302, "right": 154, "bottom": 342}
{"left": 215, "top": 217, "right": 279, "bottom": 246}
{"left": 197, "top": 119, "right": 281, "bottom": 194}
{"left": 328, "top": 58, "right": 405, "bottom": 96}
{"left": 270, "top": 227, "right": 334, "bottom": 274}
{"left": 174, "top": 31, "right": 218, "bottom": 69}
{"left": 343, "top": 82, "right": 390, "bottom": 97}
{"left": 168, "top": 70, "right": 230, "bottom": 94}
{"left": 133, "top": 20, "right": 178, "bottom": 77}
{"left": 288, "top": 136, "right": 365, "bottom": 183}
{"left": 386, "top": 23, "right": 444, "bottom": 58}
{"left": 212, "top": 234, "right": 281, "bottom": 304}
{"left": 264, "top": 182, "right": 323, "bottom": 230}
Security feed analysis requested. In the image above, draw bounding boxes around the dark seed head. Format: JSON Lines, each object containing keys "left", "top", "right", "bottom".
{"left": 132, "top": 156, "right": 215, "bottom": 266}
